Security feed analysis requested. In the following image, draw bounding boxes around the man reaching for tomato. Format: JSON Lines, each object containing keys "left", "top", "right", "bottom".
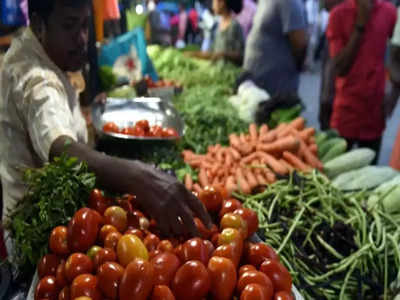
{"left": 0, "top": 0, "right": 212, "bottom": 252}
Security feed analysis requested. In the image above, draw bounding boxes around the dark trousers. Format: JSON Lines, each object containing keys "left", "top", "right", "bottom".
{"left": 345, "top": 137, "right": 382, "bottom": 165}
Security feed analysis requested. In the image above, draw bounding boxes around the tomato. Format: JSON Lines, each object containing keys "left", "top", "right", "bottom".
{"left": 35, "top": 276, "right": 59, "bottom": 300}
{"left": 104, "top": 231, "right": 122, "bottom": 251}
{"left": 171, "top": 260, "right": 211, "bottom": 300}
{"left": 144, "top": 234, "right": 160, "bottom": 252}
{"left": 55, "top": 261, "right": 68, "bottom": 288}
{"left": 150, "top": 125, "right": 164, "bottom": 138}
{"left": 207, "top": 256, "right": 237, "bottom": 300}
{"left": 237, "top": 271, "right": 274, "bottom": 297}
{"left": 151, "top": 285, "right": 175, "bottom": 300}
{"left": 89, "top": 189, "right": 111, "bottom": 215}
{"left": 38, "top": 254, "right": 60, "bottom": 279}
{"left": 218, "top": 228, "right": 243, "bottom": 246}
{"left": 58, "top": 286, "right": 70, "bottom": 300}
{"left": 49, "top": 226, "right": 69, "bottom": 256}
{"left": 74, "top": 297, "right": 93, "bottom": 300}
{"left": 135, "top": 120, "right": 150, "bottom": 132}
{"left": 99, "top": 225, "right": 118, "bottom": 244}
{"left": 233, "top": 208, "right": 259, "bottom": 237}
{"left": 157, "top": 240, "right": 174, "bottom": 252}
{"left": 182, "top": 238, "right": 209, "bottom": 265}
{"left": 212, "top": 242, "right": 242, "bottom": 268}
{"left": 199, "top": 186, "right": 223, "bottom": 212}
{"left": 93, "top": 247, "right": 117, "bottom": 269}
{"left": 70, "top": 274, "right": 102, "bottom": 300}
{"left": 120, "top": 128, "right": 130, "bottom": 135}
{"left": 125, "top": 228, "right": 144, "bottom": 240}
{"left": 203, "top": 240, "right": 215, "bottom": 258}
{"left": 104, "top": 206, "right": 128, "bottom": 233}
{"left": 240, "top": 283, "right": 271, "bottom": 300}
{"left": 65, "top": 253, "right": 93, "bottom": 282}
{"left": 260, "top": 259, "right": 292, "bottom": 293}
{"left": 117, "top": 234, "right": 149, "bottom": 266}
{"left": 103, "top": 122, "right": 119, "bottom": 133}
{"left": 98, "top": 262, "right": 124, "bottom": 300}
{"left": 163, "top": 128, "right": 179, "bottom": 138}
{"left": 194, "top": 218, "right": 212, "bottom": 239}
{"left": 87, "top": 246, "right": 102, "bottom": 260}
{"left": 220, "top": 213, "right": 248, "bottom": 238}
{"left": 274, "top": 291, "right": 294, "bottom": 300}
{"left": 246, "top": 243, "right": 280, "bottom": 267}
{"left": 119, "top": 258, "right": 154, "bottom": 300}
{"left": 173, "top": 244, "right": 184, "bottom": 262}
{"left": 150, "top": 252, "right": 181, "bottom": 286}
{"left": 219, "top": 199, "right": 242, "bottom": 219}
{"left": 149, "top": 249, "right": 162, "bottom": 260}
{"left": 132, "top": 125, "right": 146, "bottom": 137}
{"left": 139, "top": 217, "right": 150, "bottom": 231}
{"left": 67, "top": 208, "right": 101, "bottom": 253}
{"left": 239, "top": 265, "right": 257, "bottom": 277}
{"left": 211, "top": 232, "right": 220, "bottom": 247}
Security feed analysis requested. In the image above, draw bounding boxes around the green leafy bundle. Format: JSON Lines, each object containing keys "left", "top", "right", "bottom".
{"left": 8, "top": 155, "right": 95, "bottom": 271}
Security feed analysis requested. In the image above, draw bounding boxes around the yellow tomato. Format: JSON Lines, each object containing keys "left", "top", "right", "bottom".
{"left": 117, "top": 234, "right": 149, "bottom": 266}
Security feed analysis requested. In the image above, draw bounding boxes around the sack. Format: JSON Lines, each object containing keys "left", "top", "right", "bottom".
{"left": 98, "top": 28, "right": 158, "bottom": 82}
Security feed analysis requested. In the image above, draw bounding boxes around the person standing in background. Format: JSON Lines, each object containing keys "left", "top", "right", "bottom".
{"left": 243, "top": 0, "right": 308, "bottom": 96}
{"left": 178, "top": 3, "right": 188, "bottom": 44}
{"left": 236, "top": 0, "right": 256, "bottom": 39}
{"left": 327, "top": 0, "right": 397, "bottom": 164}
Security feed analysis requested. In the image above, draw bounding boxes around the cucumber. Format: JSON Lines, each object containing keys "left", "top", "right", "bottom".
{"left": 325, "top": 129, "right": 340, "bottom": 138}
{"left": 315, "top": 132, "right": 328, "bottom": 148}
{"left": 321, "top": 139, "right": 348, "bottom": 163}
{"left": 318, "top": 138, "right": 346, "bottom": 158}
{"left": 324, "top": 148, "right": 376, "bottom": 179}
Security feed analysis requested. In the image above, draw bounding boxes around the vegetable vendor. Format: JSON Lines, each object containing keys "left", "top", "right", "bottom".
{"left": 0, "top": 0, "right": 212, "bottom": 255}
{"left": 187, "top": 0, "right": 245, "bottom": 66}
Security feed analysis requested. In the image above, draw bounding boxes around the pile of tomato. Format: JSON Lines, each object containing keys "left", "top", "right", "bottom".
{"left": 144, "top": 76, "right": 177, "bottom": 89}
{"left": 103, "top": 120, "right": 179, "bottom": 138}
{"left": 35, "top": 187, "right": 294, "bottom": 300}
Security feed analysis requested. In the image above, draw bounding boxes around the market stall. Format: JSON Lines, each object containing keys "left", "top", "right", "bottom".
{"left": 7, "top": 47, "right": 400, "bottom": 300}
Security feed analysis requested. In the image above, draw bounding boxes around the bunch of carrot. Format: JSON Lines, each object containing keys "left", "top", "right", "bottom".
{"left": 182, "top": 117, "right": 323, "bottom": 196}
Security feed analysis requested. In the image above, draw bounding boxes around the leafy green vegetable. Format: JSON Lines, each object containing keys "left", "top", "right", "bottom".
{"left": 7, "top": 154, "right": 95, "bottom": 272}
{"left": 99, "top": 65, "right": 117, "bottom": 92}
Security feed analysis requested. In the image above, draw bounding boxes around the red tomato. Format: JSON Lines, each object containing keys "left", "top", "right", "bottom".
{"left": 65, "top": 253, "right": 93, "bottom": 282}
{"left": 239, "top": 265, "right": 257, "bottom": 277}
{"left": 173, "top": 244, "right": 184, "bottom": 262}
{"left": 207, "top": 256, "right": 237, "bottom": 300}
{"left": 157, "top": 240, "right": 174, "bottom": 252}
{"left": 151, "top": 285, "right": 175, "bottom": 300}
{"left": 125, "top": 228, "right": 144, "bottom": 240}
{"left": 150, "top": 125, "right": 164, "bottom": 138}
{"left": 135, "top": 120, "right": 150, "bottom": 132}
{"left": 151, "top": 252, "right": 181, "bottom": 286}
{"left": 220, "top": 213, "right": 248, "bottom": 238}
{"left": 182, "top": 238, "right": 209, "bottom": 265}
{"left": 104, "top": 231, "right": 122, "bottom": 251}
{"left": 104, "top": 206, "right": 128, "bottom": 233}
{"left": 67, "top": 208, "right": 101, "bottom": 253}
{"left": 70, "top": 274, "right": 102, "bottom": 300}
{"left": 55, "top": 260, "right": 68, "bottom": 288}
{"left": 98, "top": 262, "right": 124, "bottom": 300}
{"left": 49, "top": 226, "right": 69, "bottom": 256}
{"left": 203, "top": 240, "right": 215, "bottom": 258}
{"left": 194, "top": 218, "right": 212, "bottom": 239}
{"left": 120, "top": 128, "right": 130, "bottom": 135}
{"left": 240, "top": 283, "right": 271, "bottom": 300}
{"left": 274, "top": 291, "right": 294, "bottom": 300}
{"left": 150, "top": 249, "right": 162, "bottom": 260}
{"left": 99, "top": 225, "right": 118, "bottom": 244}
{"left": 58, "top": 286, "right": 70, "bottom": 300}
{"left": 119, "top": 258, "right": 154, "bottom": 300}
{"left": 212, "top": 242, "right": 242, "bottom": 268}
{"left": 93, "top": 247, "right": 117, "bottom": 270}
{"left": 199, "top": 187, "right": 223, "bottom": 212}
{"left": 237, "top": 271, "right": 274, "bottom": 297}
{"left": 163, "top": 128, "right": 179, "bottom": 138}
{"left": 233, "top": 208, "right": 259, "bottom": 237}
{"left": 35, "top": 276, "right": 59, "bottom": 300}
{"left": 171, "top": 260, "right": 211, "bottom": 300}
{"left": 144, "top": 234, "right": 161, "bottom": 252}
{"left": 103, "top": 122, "right": 119, "bottom": 133}
{"left": 89, "top": 189, "right": 111, "bottom": 215}
{"left": 132, "top": 125, "right": 146, "bottom": 137}
{"left": 246, "top": 243, "right": 280, "bottom": 267}
{"left": 260, "top": 259, "right": 292, "bottom": 293}
{"left": 211, "top": 232, "right": 220, "bottom": 247}
{"left": 38, "top": 254, "right": 60, "bottom": 279}
{"left": 219, "top": 199, "right": 242, "bottom": 219}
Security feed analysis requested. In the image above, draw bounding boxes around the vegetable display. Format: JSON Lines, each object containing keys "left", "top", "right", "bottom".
{"left": 236, "top": 171, "right": 400, "bottom": 299}
{"left": 33, "top": 186, "right": 295, "bottom": 300}
{"left": 182, "top": 118, "right": 323, "bottom": 196}
{"left": 103, "top": 120, "right": 179, "bottom": 138}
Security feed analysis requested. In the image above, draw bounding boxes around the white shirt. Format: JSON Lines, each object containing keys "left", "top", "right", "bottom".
{"left": 392, "top": 8, "right": 400, "bottom": 46}
{"left": 0, "top": 28, "right": 88, "bottom": 222}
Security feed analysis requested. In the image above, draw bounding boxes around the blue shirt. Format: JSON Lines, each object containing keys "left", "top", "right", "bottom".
{"left": 243, "top": 0, "right": 307, "bottom": 95}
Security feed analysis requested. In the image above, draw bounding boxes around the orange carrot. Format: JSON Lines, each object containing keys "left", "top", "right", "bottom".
{"left": 193, "top": 184, "right": 202, "bottom": 194}
{"left": 257, "top": 135, "right": 300, "bottom": 156}
{"left": 236, "top": 168, "right": 252, "bottom": 194}
{"left": 262, "top": 167, "right": 277, "bottom": 183}
{"left": 216, "top": 148, "right": 225, "bottom": 163}
{"left": 244, "top": 168, "right": 258, "bottom": 189}
{"left": 308, "top": 136, "right": 316, "bottom": 145}
{"left": 298, "top": 140, "right": 323, "bottom": 171}
{"left": 186, "top": 158, "right": 202, "bottom": 168}
{"left": 212, "top": 176, "right": 220, "bottom": 186}
{"left": 225, "top": 151, "right": 233, "bottom": 167}
{"left": 225, "top": 176, "right": 237, "bottom": 196}
{"left": 259, "top": 130, "right": 277, "bottom": 144}
{"left": 184, "top": 174, "right": 193, "bottom": 191}
{"left": 289, "top": 117, "right": 306, "bottom": 130}
{"left": 249, "top": 124, "right": 258, "bottom": 144}
{"left": 257, "top": 152, "right": 288, "bottom": 175}
{"left": 199, "top": 168, "right": 209, "bottom": 188}
{"left": 210, "top": 164, "right": 220, "bottom": 176}
{"left": 280, "top": 159, "right": 294, "bottom": 172}
{"left": 259, "top": 124, "right": 269, "bottom": 138}
{"left": 310, "top": 144, "right": 318, "bottom": 156}
{"left": 229, "top": 147, "right": 242, "bottom": 161}
{"left": 282, "top": 151, "right": 311, "bottom": 172}
{"left": 239, "top": 133, "right": 247, "bottom": 145}
{"left": 241, "top": 153, "right": 259, "bottom": 165}
{"left": 256, "top": 173, "right": 268, "bottom": 186}
{"left": 298, "top": 128, "right": 316, "bottom": 142}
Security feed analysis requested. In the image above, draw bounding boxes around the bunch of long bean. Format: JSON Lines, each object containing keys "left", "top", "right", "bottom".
{"left": 236, "top": 171, "right": 400, "bottom": 299}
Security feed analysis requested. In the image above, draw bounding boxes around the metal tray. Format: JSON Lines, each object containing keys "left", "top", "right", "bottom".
{"left": 92, "top": 97, "right": 184, "bottom": 141}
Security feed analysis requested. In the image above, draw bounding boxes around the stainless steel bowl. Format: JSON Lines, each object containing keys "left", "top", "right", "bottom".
{"left": 92, "top": 97, "right": 184, "bottom": 141}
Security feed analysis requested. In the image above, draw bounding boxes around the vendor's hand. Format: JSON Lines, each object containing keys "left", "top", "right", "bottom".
{"left": 94, "top": 92, "right": 107, "bottom": 105}
{"left": 356, "top": 0, "right": 372, "bottom": 26}
{"left": 319, "top": 100, "right": 333, "bottom": 130}
{"left": 132, "top": 161, "right": 212, "bottom": 238}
